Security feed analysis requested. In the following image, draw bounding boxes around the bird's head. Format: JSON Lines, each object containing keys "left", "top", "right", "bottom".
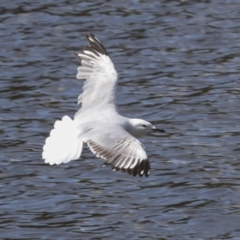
{"left": 129, "top": 119, "right": 165, "bottom": 138}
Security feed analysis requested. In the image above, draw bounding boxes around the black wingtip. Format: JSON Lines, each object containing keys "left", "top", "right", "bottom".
{"left": 85, "top": 33, "right": 90, "bottom": 40}
{"left": 84, "top": 33, "right": 109, "bottom": 56}
{"left": 111, "top": 159, "right": 150, "bottom": 178}
{"left": 138, "top": 159, "right": 150, "bottom": 177}
{"left": 73, "top": 52, "right": 79, "bottom": 57}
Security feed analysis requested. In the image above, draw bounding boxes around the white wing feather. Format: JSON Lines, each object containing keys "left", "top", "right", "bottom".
{"left": 75, "top": 34, "right": 118, "bottom": 111}
{"left": 81, "top": 124, "right": 150, "bottom": 177}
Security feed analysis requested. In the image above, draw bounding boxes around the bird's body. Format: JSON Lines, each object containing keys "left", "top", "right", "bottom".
{"left": 42, "top": 34, "right": 164, "bottom": 177}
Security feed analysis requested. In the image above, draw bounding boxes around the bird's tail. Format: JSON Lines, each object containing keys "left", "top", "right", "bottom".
{"left": 42, "top": 116, "right": 83, "bottom": 165}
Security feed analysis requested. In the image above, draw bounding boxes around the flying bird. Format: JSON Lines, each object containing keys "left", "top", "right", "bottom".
{"left": 42, "top": 34, "right": 165, "bottom": 177}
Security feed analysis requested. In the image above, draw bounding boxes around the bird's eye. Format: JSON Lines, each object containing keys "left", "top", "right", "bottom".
{"left": 142, "top": 124, "right": 147, "bottom": 128}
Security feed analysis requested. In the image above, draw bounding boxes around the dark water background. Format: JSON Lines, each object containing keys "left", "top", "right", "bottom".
{"left": 1, "top": 0, "right": 240, "bottom": 239}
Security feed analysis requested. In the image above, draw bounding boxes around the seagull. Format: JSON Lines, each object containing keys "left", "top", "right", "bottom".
{"left": 42, "top": 34, "right": 165, "bottom": 177}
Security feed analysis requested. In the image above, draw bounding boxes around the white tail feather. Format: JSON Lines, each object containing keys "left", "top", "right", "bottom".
{"left": 42, "top": 116, "right": 82, "bottom": 165}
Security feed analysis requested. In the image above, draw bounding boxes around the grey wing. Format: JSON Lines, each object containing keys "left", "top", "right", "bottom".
{"left": 75, "top": 34, "right": 118, "bottom": 112}
{"left": 81, "top": 125, "right": 150, "bottom": 177}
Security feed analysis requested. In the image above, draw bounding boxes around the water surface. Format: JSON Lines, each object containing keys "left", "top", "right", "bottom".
{"left": 1, "top": 0, "right": 240, "bottom": 239}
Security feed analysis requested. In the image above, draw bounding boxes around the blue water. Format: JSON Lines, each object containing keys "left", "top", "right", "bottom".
{"left": 1, "top": 0, "right": 240, "bottom": 239}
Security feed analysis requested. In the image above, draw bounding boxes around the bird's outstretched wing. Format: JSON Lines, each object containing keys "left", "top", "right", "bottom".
{"left": 81, "top": 124, "right": 150, "bottom": 177}
{"left": 75, "top": 34, "right": 118, "bottom": 111}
